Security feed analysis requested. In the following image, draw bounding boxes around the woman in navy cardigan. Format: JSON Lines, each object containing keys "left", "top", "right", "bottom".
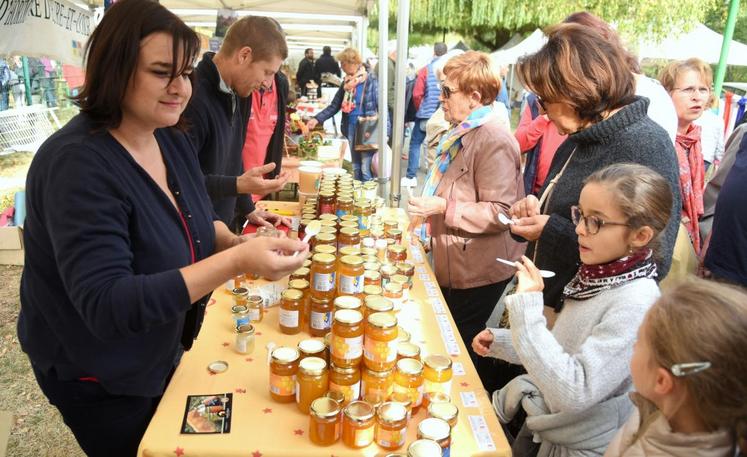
{"left": 17, "top": 2, "right": 308, "bottom": 455}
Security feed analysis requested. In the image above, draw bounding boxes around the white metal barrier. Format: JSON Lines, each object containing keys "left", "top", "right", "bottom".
{"left": 0, "top": 105, "right": 62, "bottom": 155}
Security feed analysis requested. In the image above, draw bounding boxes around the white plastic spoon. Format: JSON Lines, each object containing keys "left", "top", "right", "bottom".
{"left": 293, "top": 219, "right": 321, "bottom": 257}
{"left": 498, "top": 213, "right": 515, "bottom": 225}
{"left": 496, "top": 257, "right": 556, "bottom": 278}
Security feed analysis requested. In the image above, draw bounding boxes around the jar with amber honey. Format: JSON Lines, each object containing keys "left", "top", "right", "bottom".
{"left": 364, "top": 295, "right": 394, "bottom": 319}
{"left": 311, "top": 253, "right": 337, "bottom": 300}
{"left": 269, "top": 346, "right": 300, "bottom": 403}
{"left": 361, "top": 367, "right": 394, "bottom": 399}
{"left": 329, "top": 363, "right": 361, "bottom": 405}
{"left": 298, "top": 338, "right": 328, "bottom": 363}
{"left": 387, "top": 244, "right": 407, "bottom": 264}
{"left": 423, "top": 355, "right": 453, "bottom": 396}
{"left": 364, "top": 312, "right": 398, "bottom": 371}
{"left": 393, "top": 358, "right": 424, "bottom": 412}
{"left": 342, "top": 401, "right": 375, "bottom": 448}
{"left": 247, "top": 294, "right": 264, "bottom": 323}
{"left": 364, "top": 270, "right": 382, "bottom": 287}
{"left": 380, "top": 264, "right": 398, "bottom": 288}
{"left": 375, "top": 402, "right": 408, "bottom": 450}
{"left": 309, "top": 397, "right": 341, "bottom": 446}
{"left": 427, "top": 401, "right": 459, "bottom": 428}
{"left": 333, "top": 295, "right": 362, "bottom": 313}
{"left": 296, "top": 356, "right": 329, "bottom": 414}
{"left": 318, "top": 191, "right": 336, "bottom": 215}
{"left": 336, "top": 197, "right": 353, "bottom": 218}
{"left": 338, "top": 255, "right": 364, "bottom": 298}
{"left": 290, "top": 267, "right": 310, "bottom": 282}
{"left": 330, "top": 309, "right": 364, "bottom": 368}
{"left": 231, "top": 287, "right": 248, "bottom": 307}
{"left": 337, "top": 227, "right": 361, "bottom": 251}
{"left": 288, "top": 279, "right": 310, "bottom": 332}
{"left": 314, "top": 232, "right": 337, "bottom": 251}
{"left": 314, "top": 243, "right": 337, "bottom": 256}
{"left": 310, "top": 296, "right": 333, "bottom": 337}
{"left": 397, "top": 342, "right": 421, "bottom": 361}
{"left": 279, "top": 288, "right": 303, "bottom": 335}
{"left": 396, "top": 262, "right": 415, "bottom": 289}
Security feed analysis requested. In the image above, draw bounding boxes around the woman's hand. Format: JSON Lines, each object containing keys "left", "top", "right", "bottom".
{"left": 407, "top": 196, "right": 447, "bottom": 218}
{"left": 246, "top": 209, "right": 292, "bottom": 228}
{"left": 509, "top": 195, "right": 541, "bottom": 219}
{"left": 514, "top": 255, "right": 545, "bottom": 293}
{"left": 233, "top": 237, "right": 308, "bottom": 281}
{"left": 306, "top": 118, "right": 319, "bottom": 130}
{"left": 471, "top": 329, "right": 494, "bottom": 356}
{"left": 509, "top": 214, "right": 549, "bottom": 241}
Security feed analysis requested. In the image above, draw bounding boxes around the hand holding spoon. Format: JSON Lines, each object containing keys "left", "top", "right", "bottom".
{"left": 498, "top": 213, "right": 516, "bottom": 225}
{"left": 293, "top": 219, "right": 320, "bottom": 257}
{"left": 496, "top": 257, "right": 556, "bottom": 278}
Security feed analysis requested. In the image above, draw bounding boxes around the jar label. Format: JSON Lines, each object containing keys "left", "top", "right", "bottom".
{"left": 376, "top": 426, "right": 405, "bottom": 448}
{"left": 364, "top": 338, "right": 398, "bottom": 364}
{"left": 339, "top": 273, "right": 364, "bottom": 294}
{"left": 336, "top": 208, "right": 349, "bottom": 218}
{"left": 331, "top": 335, "right": 363, "bottom": 360}
{"left": 313, "top": 272, "right": 336, "bottom": 292}
{"left": 279, "top": 309, "right": 299, "bottom": 328}
{"left": 393, "top": 383, "right": 423, "bottom": 407}
{"left": 270, "top": 373, "right": 296, "bottom": 397}
{"left": 310, "top": 311, "right": 332, "bottom": 331}
{"left": 329, "top": 380, "right": 360, "bottom": 403}
{"left": 354, "top": 424, "right": 374, "bottom": 447}
{"left": 338, "top": 242, "right": 360, "bottom": 251}
{"left": 247, "top": 307, "right": 261, "bottom": 322}
{"left": 362, "top": 380, "right": 392, "bottom": 399}
{"left": 358, "top": 215, "right": 370, "bottom": 231}
{"left": 233, "top": 315, "right": 250, "bottom": 327}
{"left": 424, "top": 379, "right": 452, "bottom": 396}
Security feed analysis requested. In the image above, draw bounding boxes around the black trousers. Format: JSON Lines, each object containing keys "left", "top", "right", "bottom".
{"left": 441, "top": 278, "right": 525, "bottom": 394}
{"left": 32, "top": 366, "right": 162, "bottom": 457}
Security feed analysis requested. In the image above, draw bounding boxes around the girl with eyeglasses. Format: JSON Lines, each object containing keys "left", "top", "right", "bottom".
{"left": 474, "top": 163, "right": 673, "bottom": 456}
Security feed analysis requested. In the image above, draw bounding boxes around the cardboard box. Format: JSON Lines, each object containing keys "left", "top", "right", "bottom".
{"left": 0, "top": 226, "right": 24, "bottom": 266}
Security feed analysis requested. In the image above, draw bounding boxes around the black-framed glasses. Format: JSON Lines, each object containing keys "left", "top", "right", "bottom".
{"left": 571, "top": 205, "right": 629, "bottom": 235}
{"left": 441, "top": 84, "right": 460, "bottom": 99}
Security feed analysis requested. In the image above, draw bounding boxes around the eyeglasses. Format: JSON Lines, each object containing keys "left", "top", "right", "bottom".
{"left": 536, "top": 96, "right": 547, "bottom": 111}
{"left": 673, "top": 86, "right": 711, "bottom": 97}
{"left": 570, "top": 205, "right": 629, "bottom": 235}
{"left": 441, "top": 84, "right": 460, "bottom": 99}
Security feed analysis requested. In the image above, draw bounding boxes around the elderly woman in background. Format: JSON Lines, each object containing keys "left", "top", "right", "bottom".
{"left": 659, "top": 58, "right": 713, "bottom": 255}
{"left": 407, "top": 51, "right": 525, "bottom": 392}
{"left": 307, "top": 47, "right": 380, "bottom": 181}
{"left": 508, "top": 24, "right": 681, "bottom": 316}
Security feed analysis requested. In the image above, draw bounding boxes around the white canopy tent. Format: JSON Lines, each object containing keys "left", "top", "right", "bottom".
{"left": 638, "top": 23, "right": 747, "bottom": 66}
{"left": 490, "top": 29, "right": 547, "bottom": 66}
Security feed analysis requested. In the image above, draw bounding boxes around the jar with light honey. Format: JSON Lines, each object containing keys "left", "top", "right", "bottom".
{"left": 330, "top": 309, "right": 364, "bottom": 368}
{"left": 337, "top": 227, "right": 361, "bottom": 251}
{"left": 309, "top": 397, "right": 341, "bottom": 446}
{"left": 380, "top": 264, "right": 398, "bottom": 288}
{"left": 311, "top": 253, "right": 337, "bottom": 300}
{"left": 247, "top": 294, "right": 264, "bottom": 323}
{"left": 269, "top": 346, "right": 300, "bottom": 403}
{"left": 328, "top": 363, "right": 361, "bottom": 405}
{"left": 387, "top": 244, "right": 407, "bottom": 264}
{"left": 288, "top": 279, "right": 310, "bottom": 333}
{"left": 396, "top": 262, "right": 415, "bottom": 289}
{"left": 393, "top": 358, "right": 424, "bottom": 412}
{"left": 417, "top": 418, "right": 451, "bottom": 456}
{"left": 314, "top": 232, "right": 337, "bottom": 250}
{"left": 333, "top": 295, "right": 362, "bottom": 313}
{"left": 338, "top": 246, "right": 361, "bottom": 258}
{"left": 364, "top": 312, "right": 398, "bottom": 371}
{"left": 318, "top": 191, "right": 336, "bottom": 215}
{"left": 336, "top": 197, "right": 354, "bottom": 218}
{"left": 354, "top": 201, "right": 373, "bottom": 235}
{"left": 231, "top": 287, "right": 248, "bottom": 307}
{"left": 296, "top": 356, "right": 329, "bottom": 414}
{"left": 290, "top": 267, "right": 310, "bottom": 282}
{"left": 279, "top": 288, "right": 303, "bottom": 335}
{"left": 338, "top": 255, "right": 365, "bottom": 298}
{"left": 427, "top": 401, "right": 459, "bottom": 428}
{"left": 423, "top": 355, "right": 453, "bottom": 396}
{"left": 364, "top": 295, "right": 394, "bottom": 319}
{"left": 383, "top": 282, "right": 404, "bottom": 309}
{"left": 342, "top": 401, "right": 375, "bottom": 448}
{"left": 364, "top": 270, "right": 382, "bottom": 287}
{"left": 310, "top": 296, "right": 333, "bottom": 337}
{"left": 298, "top": 338, "right": 328, "bottom": 363}
{"left": 361, "top": 367, "right": 394, "bottom": 399}
{"left": 397, "top": 342, "right": 421, "bottom": 361}
{"left": 314, "top": 243, "right": 337, "bottom": 256}
{"left": 375, "top": 402, "right": 408, "bottom": 450}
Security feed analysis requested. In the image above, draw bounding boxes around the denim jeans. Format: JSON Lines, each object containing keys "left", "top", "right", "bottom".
{"left": 406, "top": 118, "right": 427, "bottom": 179}
{"left": 353, "top": 150, "right": 375, "bottom": 181}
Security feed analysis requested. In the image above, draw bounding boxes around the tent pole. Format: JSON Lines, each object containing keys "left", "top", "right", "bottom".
{"left": 389, "top": 0, "right": 409, "bottom": 208}
{"left": 22, "top": 57, "right": 32, "bottom": 106}
{"left": 376, "top": 0, "right": 388, "bottom": 198}
{"left": 714, "top": 0, "right": 740, "bottom": 100}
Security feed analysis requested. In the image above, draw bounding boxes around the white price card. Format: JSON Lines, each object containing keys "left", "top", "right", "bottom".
{"left": 468, "top": 415, "right": 496, "bottom": 451}
{"left": 453, "top": 362, "right": 465, "bottom": 376}
{"left": 428, "top": 298, "right": 447, "bottom": 314}
{"left": 419, "top": 273, "right": 430, "bottom": 280}
{"left": 436, "top": 314, "right": 461, "bottom": 355}
{"left": 415, "top": 265, "right": 427, "bottom": 274}
{"left": 460, "top": 391, "right": 479, "bottom": 408}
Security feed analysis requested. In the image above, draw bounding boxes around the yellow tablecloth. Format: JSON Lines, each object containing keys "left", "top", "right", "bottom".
{"left": 138, "top": 208, "right": 510, "bottom": 457}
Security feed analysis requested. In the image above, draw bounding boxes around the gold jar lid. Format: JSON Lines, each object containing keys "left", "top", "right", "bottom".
{"left": 384, "top": 282, "right": 403, "bottom": 294}
{"left": 397, "top": 342, "right": 420, "bottom": 358}
{"left": 339, "top": 227, "right": 360, "bottom": 237}
{"left": 313, "top": 244, "right": 337, "bottom": 255}
{"left": 343, "top": 401, "right": 375, "bottom": 423}
{"left": 281, "top": 288, "right": 303, "bottom": 301}
{"left": 300, "top": 213, "right": 316, "bottom": 221}
{"left": 363, "top": 262, "right": 380, "bottom": 272}
{"left": 333, "top": 295, "right": 362, "bottom": 311}
{"left": 361, "top": 255, "right": 379, "bottom": 264}
{"left": 396, "top": 262, "right": 415, "bottom": 275}
{"left": 299, "top": 356, "right": 327, "bottom": 376}
{"left": 325, "top": 390, "right": 345, "bottom": 405}
{"left": 319, "top": 213, "right": 338, "bottom": 222}
{"left": 364, "top": 367, "right": 393, "bottom": 378}
{"left": 424, "top": 354, "right": 452, "bottom": 372}
{"left": 319, "top": 190, "right": 335, "bottom": 198}
{"left": 310, "top": 397, "right": 341, "bottom": 419}
{"left": 318, "top": 225, "right": 337, "bottom": 235}
{"left": 339, "top": 246, "right": 362, "bottom": 257}
{"left": 231, "top": 287, "right": 249, "bottom": 296}
{"left": 391, "top": 274, "right": 409, "bottom": 286}
{"left": 247, "top": 295, "right": 264, "bottom": 305}
{"left": 271, "top": 346, "right": 300, "bottom": 364}
{"left": 340, "top": 255, "right": 364, "bottom": 267}
{"left": 407, "top": 439, "right": 442, "bottom": 457}
{"left": 380, "top": 264, "right": 399, "bottom": 276}
{"left": 340, "top": 214, "right": 359, "bottom": 223}
{"left": 330, "top": 363, "right": 358, "bottom": 375}
{"left": 298, "top": 338, "right": 326, "bottom": 355}
{"left": 312, "top": 253, "right": 336, "bottom": 265}
{"left": 236, "top": 324, "right": 255, "bottom": 335}
{"left": 387, "top": 229, "right": 403, "bottom": 239}
{"left": 387, "top": 244, "right": 407, "bottom": 255}
{"left": 364, "top": 284, "right": 383, "bottom": 296}
{"left": 291, "top": 267, "right": 310, "bottom": 277}
{"left": 231, "top": 305, "right": 248, "bottom": 314}
{"left": 384, "top": 219, "right": 399, "bottom": 228}
{"left": 361, "top": 247, "right": 377, "bottom": 257}
{"left": 417, "top": 417, "right": 450, "bottom": 441}
{"left": 337, "top": 196, "right": 353, "bottom": 205}
{"left": 364, "top": 270, "right": 382, "bottom": 282}
{"left": 365, "top": 296, "right": 393, "bottom": 313}
{"left": 396, "top": 358, "right": 424, "bottom": 376}
{"left": 333, "top": 308, "right": 363, "bottom": 325}
{"left": 367, "top": 312, "right": 397, "bottom": 330}
{"left": 315, "top": 233, "right": 337, "bottom": 244}
{"left": 302, "top": 259, "right": 312, "bottom": 268}
{"left": 377, "top": 402, "right": 407, "bottom": 424}
{"left": 320, "top": 218, "right": 337, "bottom": 227}
{"left": 363, "top": 181, "right": 377, "bottom": 189}
{"left": 288, "top": 279, "right": 310, "bottom": 290}
{"left": 427, "top": 401, "right": 458, "bottom": 424}
{"left": 339, "top": 220, "right": 359, "bottom": 230}
{"left": 396, "top": 327, "right": 411, "bottom": 343}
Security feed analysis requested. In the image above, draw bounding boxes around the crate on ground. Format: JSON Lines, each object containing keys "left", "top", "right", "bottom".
{"left": 0, "top": 226, "right": 23, "bottom": 265}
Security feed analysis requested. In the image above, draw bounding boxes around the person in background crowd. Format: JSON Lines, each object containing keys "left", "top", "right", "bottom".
{"left": 694, "top": 104, "right": 725, "bottom": 171}
{"left": 510, "top": 23, "right": 680, "bottom": 316}
{"left": 407, "top": 51, "right": 525, "bottom": 394}
{"left": 495, "top": 63, "right": 511, "bottom": 113}
{"left": 402, "top": 42, "right": 448, "bottom": 187}
{"left": 605, "top": 278, "right": 746, "bottom": 457}
{"left": 0, "top": 58, "right": 10, "bottom": 110}
{"left": 17, "top": 2, "right": 308, "bottom": 455}
{"left": 9, "top": 57, "right": 25, "bottom": 108}
{"left": 241, "top": 70, "right": 290, "bottom": 202}
{"left": 482, "top": 163, "right": 670, "bottom": 456}
{"left": 659, "top": 58, "right": 712, "bottom": 255}
{"left": 183, "top": 16, "right": 289, "bottom": 230}
{"left": 313, "top": 45, "right": 342, "bottom": 89}
{"left": 296, "top": 47, "right": 315, "bottom": 97}
{"left": 307, "top": 47, "right": 382, "bottom": 182}
{"left": 564, "top": 12, "right": 678, "bottom": 144}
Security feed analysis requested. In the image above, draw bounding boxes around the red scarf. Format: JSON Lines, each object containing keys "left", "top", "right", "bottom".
{"left": 563, "top": 249, "right": 657, "bottom": 301}
{"left": 675, "top": 124, "right": 704, "bottom": 254}
{"left": 341, "top": 67, "right": 367, "bottom": 114}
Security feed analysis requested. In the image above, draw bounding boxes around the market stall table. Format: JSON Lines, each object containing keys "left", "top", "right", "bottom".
{"left": 138, "top": 206, "right": 510, "bottom": 457}
{"left": 282, "top": 138, "right": 349, "bottom": 185}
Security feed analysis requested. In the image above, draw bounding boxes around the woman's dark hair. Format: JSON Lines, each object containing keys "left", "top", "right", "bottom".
{"left": 516, "top": 23, "right": 636, "bottom": 124}
{"left": 73, "top": 0, "right": 200, "bottom": 130}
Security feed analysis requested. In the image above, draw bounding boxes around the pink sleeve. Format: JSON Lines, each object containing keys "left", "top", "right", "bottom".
{"left": 514, "top": 105, "right": 551, "bottom": 153}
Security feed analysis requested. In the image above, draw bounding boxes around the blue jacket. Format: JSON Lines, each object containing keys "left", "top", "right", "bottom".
{"left": 415, "top": 63, "right": 440, "bottom": 119}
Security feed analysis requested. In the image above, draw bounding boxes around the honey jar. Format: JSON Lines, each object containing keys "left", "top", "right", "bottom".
{"left": 387, "top": 244, "right": 407, "bottom": 264}
{"left": 391, "top": 274, "right": 410, "bottom": 294}
{"left": 354, "top": 201, "right": 373, "bottom": 236}
{"left": 361, "top": 367, "right": 394, "bottom": 399}
{"left": 338, "top": 219, "right": 358, "bottom": 231}
{"left": 288, "top": 279, "right": 311, "bottom": 333}
{"left": 310, "top": 253, "right": 337, "bottom": 300}
{"left": 329, "top": 363, "right": 361, "bottom": 405}
{"left": 333, "top": 295, "right": 362, "bottom": 313}
{"left": 247, "top": 294, "right": 264, "bottom": 323}
{"left": 427, "top": 401, "right": 459, "bottom": 428}
{"left": 310, "top": 296, "right": 333, "bottom": 337}
{"left": 383, "top": 282, "right": 404, "bottom": 310}
{"left": 269, "top": 346, "right": 300, "bottom": 403}
{"left": 338, "top": 245, "right": 361, "bottom": 258}
{"left": 337, "top": 227, "right": 361, "bottom": 251}
{"left": 340, "top": 214, "right": 359, "bottom": 225}
{"left": 338, "top": 255, "right": 365, "bottom": 298}
{"left": 235, "top": 324, "right": 255, "bottom": 354}
{"left": 383, "top": 219, "right": 399, "bottom": 233}
{"left": 417, "top": 418, "right": 451, "bottom": 456}
{"left": 296, "top": 356, "right": 329, "bottom": 414}
{"left": 393, "top": 358, "right": 424, "bottom": 412}
{"left": 386, "top": 228, "right": 403, "bottom": 244}
{"left": 397, "top": 342, "right": 421, "bottom": 361}
{"left": 364, "top": 295, "right": 394, "bottom": 319}
{"left": 364, "top": 312, "right": 399, "bottom": 371}
{"left": 380, "top": 264, "right": 398, "bottom": 288}
{"left": 309, "top": 397, "right": 341, "bottom": 446}
{"left": 407, "top": 439, "right": 443, "bottom": 457}
{"left": 361, "top": 247, "right": 377, "bottom": 258}
{"left": 279, "top": 288, "right": 302, "bottom": 335}
{"left": 375, "top": 402, "right": 408, "bottom": 450}
{"left": 423, "top": 355, "right": 453, "bottom": 396}
{"left": 342, "top": 401, "right": 375, "bottom": 448}
{"left": 363, "top": 260, "right": 381, "bottom": 272}
{"left": 318, "top": 191, "right": 336, "bottom": 215}
{"left": 364, "top": 270, "right": 382, "bottom": 287}
{"left": 290, "top": 267, "right": 310, "bottom": 282}
{"left": 231, "top": 287, "right": 248, "bottom": 307}
{"left": 330, "top": 309, "right": 364, "bottom": 368}
{"left": 423, "top": 392, "right": 451, "bottom": 411}
{"left": 396, "top": 262, "right": 415, "bottom": 289}
{"left": 314, "top": 243, "right": 337, "bottom": 256}
{"left": 388, "top": 391, "right": 413, "bottom": 420}
{"left": 231, "top": 304, "right": 250, "bottom": 329}
{"left": 319, "top": 225, "right": 337, "bottom": 237}
{"left": 336, "top": 197, "right": 354, "bottom": 218}
{"left": 298, "top": 338, "right": 328, "bottom": 364}
{"left": 314, "top": 232, "right": 337, "bottom": 250}
{"left": 319, "top": 213, "right": 338, "bottom": 224}
{"left": 325, "top": 390, "right": 346, "bottom": 406}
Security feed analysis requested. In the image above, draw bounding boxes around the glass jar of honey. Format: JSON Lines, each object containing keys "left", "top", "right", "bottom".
{"left": 314, "top": 243, "right": 337, "bottom": 256}
{"left": 364, "top": 312, "right": 399, "bottom": 371}
{"left": 329, "top": 363, "right": 361, "bottom": 405}
{"left": 383, "top": 282, "right": 404, "bottom": 310}
{"left": 407, "top": 439, "right": 443, "bottom": 457}
{"left": 396, "top": 262, "right": 415, "bottom": 289}
{"left": 325, "top": 390, "right": 345, "bottom": 407}
{"left": 338, "top": 246, "right": 361, "bottom": 258}
{"left": 342, "top": 401, "right": 375, "bottom": 448}
{"left": 388, "top": 391, "right": 413, "bottom": 420}
{"left": 269, "top": 346, "right": 300, "bottom": 403}
{"left": 302, "top": 258, "right": 312, "bottom": 269}
{"left": 298, "top": 338, "right": 328, "bottom": 363}
{"left": 314, "top": 232, "right": 337, "bottom": 250}
{"left": 387, "top": 244, "right": 407, "bottom": 264}
{"left": 423, "top": 355, "right": 453, "bottom": 396}
{"left": 354, "top": 201, "right": 373, "bottom": 235}
{"left": 231, "top": 304, "right": 250, "bottom": 329}
{"left": 309, "top": 397, "right": 341, "bottom": 446}
{"left": 311, "top": 253, "right": 337, "bottom": 300}
{"left": 336, "top": 197, "right": 354, "bottom": 218}
{"left": 363, "top": 285, "right": 384, "bottom": 298}
{"left": 340, "top": 214, "right": 359, "bottom": 225}
{"left": 290, "top": 267, "right": 310, "bottom": 282}
{"left": 279, "top": 288, "right": 303, "bottom": 335}
{"left": 417, "top": 418, "right": 451, "bottom": 456}
{"left": 375, "top": 402, "right": 408, "bottom": 450}
{"left": 380, "top": 264, "right": 398, "bottom": 288}
{"left": 296, "top": 356, "right": 329, "bottom": 414}
{"left": 362, "top": 255, "right": 379, "bottom": 265}
{"left": 337, "top": 227, "right": 361, "bottom": 251}
{"left": 320, "top": 220, "right": 338, "bottom": 234}
{"left": 330, "top": 309, "right": 364, "bottom": 368}
{"left": 288, "top": 278, "right": 311, "bottom": 333}
{"left": 364, "top": 270, "right": 382, "bottom": 287}
{"left": 338, "top": 255, "right": 365, "bottom": 298}
{"left": 384, "top": 219, "right": 399, "bottom": 232}
{"left": 393, "top": 358, "right": 424, "bottom": 412}
{"left": 427, "top": 401, "right": 459, "bottom": 428}
{"left": 363, "top": 260, "right": 381, "bottom": 272}
{"left": 339, "top": 220, "right": 359, "bottom": 231}
{"left": 397, "top": 342, "right": 421, "bottom": 361}
{"left": 364, "top": 295, "right": 394, "bottom": 319}
{"left": 422, "top": 392, "right": 451, "bottom": 411}
{"left": 247, "top": 294, "right": 264, "bottom": 323}
{"left": 391, "top": 274, "right": 410, "bottom": 294}
{"left": 361, "top": 367, "right": 394, "bottom": 399}
{"left": 333, "top": 295, "right": 362, "bottom": 313}
{"left": 310, "top": 296, "right": 333, "bottom": 337}
{"left": 386, "top": 228, "right": 403, "bottom": 244}
{"left": 319, "top": 213, "right": 338, "bottom": 223}
{"left": 318, "top": 191, "right": 336, "bottom": 215}
{"left": 231, "top": 287, "right": 248, "bottom": 307}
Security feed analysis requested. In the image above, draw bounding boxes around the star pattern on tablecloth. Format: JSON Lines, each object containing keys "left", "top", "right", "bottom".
{"left": 262, "top": 408, "right": 272, "bottom": 414}
{"left": 208, "top": 371, "right": 216, "bottom": 376}
{"left": 460, "top": 381, "right": 469, "bottom": 387}
{"left": 174, "top": 447, "right": 185, "bottom": 457}
{"left": 245, "top": 357, "right": 254, "bottom": 362}
{"left": 208, "top": 298, "right": 216, "bottom": 306}
{"left": 235, "top": 388, "right": 246, "bottom": 394}
{"left": 294, "top": 429, "right": 304, "bottom": 436}
{"left": 255, "top": 332, "right": 263, "bottom": 336}
{"left": 222, "top": 342, "right": 230, "bottom": 347}
{"left": 251, "top": 451, "right": 262, "bottom": 457}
